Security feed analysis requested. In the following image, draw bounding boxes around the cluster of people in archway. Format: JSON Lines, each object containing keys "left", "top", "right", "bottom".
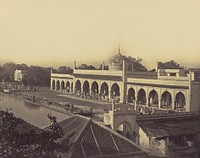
{"left": 52, "top": 80, "right": 186, "bottom": 110}
{"left": 127, "top": 88, "right": 186, "bottom": 110}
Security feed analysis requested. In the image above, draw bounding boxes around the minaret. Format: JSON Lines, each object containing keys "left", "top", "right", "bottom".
{"left": 118, "top": 45, "right": 121, "bottom": 55}
{"left": 73, "top": 60, "right": 76, "bottom": 70}
{"left": 102, "top": 62, "right": 105, "bottom": 70}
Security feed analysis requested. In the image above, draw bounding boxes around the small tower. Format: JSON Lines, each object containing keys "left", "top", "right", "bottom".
{"left": 73, "top": 60, "right": 77, "bottom": 69}
{"left": 102, "top": 62, "right": 105, "bottom": 70}
{"left": 118, "top": 45, "right": 121, "bottom": 55}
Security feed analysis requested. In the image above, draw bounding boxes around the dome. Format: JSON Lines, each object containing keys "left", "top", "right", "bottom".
{"left": 108, "top": 47, "right": 125, "bottom": 70}
{"left": 109, "top": 48, "right": 125, "bottom": 63}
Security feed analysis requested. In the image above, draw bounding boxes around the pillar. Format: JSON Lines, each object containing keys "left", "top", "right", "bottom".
{"left": 146, "top": 96, "right": 149, "bottom": 107}
{"left": 171, "top": 95, "right": 175, "bottom": 110}
{"left": 158, "top": 98, "right": 162, "bottom": 109}
{"left": 50, "top": 80, "right": 53, "bottom": 90}
{"left": 109, "top": 90, "right": 112, "bottom": 102}
{"left": 121, "top": 60, "right": 127, "bottom": 103}
{"left": 73, "top": 81, "right": 76, "bottom": 94}
{"left": 89, "top": 88, "right": 92, "bottom": 97}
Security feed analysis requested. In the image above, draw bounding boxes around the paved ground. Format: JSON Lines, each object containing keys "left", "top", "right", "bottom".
{"left": 15, "top": 88, "right": 135, "bottom": 112}
{"left": 14, "top": 88, "right": 114, "bottom": 112}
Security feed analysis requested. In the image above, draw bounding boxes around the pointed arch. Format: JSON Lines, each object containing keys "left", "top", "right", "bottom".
{"left": 100, "top": 82, "right": 109, "bottom": 100}
{"left": 56, "top": 80, "right": 60, "bottom": 90}
{"left": 117, "top": 121, "right": 132, "bottom": 139}
{"left": 111, "top": 83, "right": 120, "bottom": 102}
{"left": 75, "top": 80, "right": 81, "bottom": 95}
{"left": 175, "top": 92, "right": 185, "bottom": 109}
{"left": 91, "top": 81, "right": 99, "bottom": 99}
{"left": 137, "top": 88, "right": 146, "bottom": 105}
{"left": 61, "top": 81, "right": 65, "bottom": 90}
{"left": 83, "top": 80, "right": 90, "bottom": 96}
{"left": 66, "top": 81, "right": 70, "bottom": 92}
{"left": 127, "top": 88, "right": 135, "bottom": 103}
{"left": 52, "top": 80, "right": 55, "bottom": 90}
{"left": 161, "top": 91, "right": 172, "bottom": 108}
{"left": 149, "top": 90, "right": 158, "bottom": 106}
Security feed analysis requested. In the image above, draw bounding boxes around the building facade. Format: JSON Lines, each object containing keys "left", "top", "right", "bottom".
{"left": 14, "top": 69, "right": 27, "bottom": 81}
{"left": 50, "top": 50, "right": 200, "bottom": 113}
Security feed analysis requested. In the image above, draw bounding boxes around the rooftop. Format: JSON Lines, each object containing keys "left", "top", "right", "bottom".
{"left": 56, "top": 115, "right": 147, "bottom": 158}
{"left": 137, "top": 113, "right": 200, "bottom": 139}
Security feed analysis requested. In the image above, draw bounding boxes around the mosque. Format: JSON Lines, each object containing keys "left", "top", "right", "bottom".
{"left": 51, "top": 48, "right": 200, "bottom": 112}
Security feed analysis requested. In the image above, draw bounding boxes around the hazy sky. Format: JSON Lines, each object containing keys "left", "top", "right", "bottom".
{"left": 0, "top": 0, "right": 200, "bottom": 69}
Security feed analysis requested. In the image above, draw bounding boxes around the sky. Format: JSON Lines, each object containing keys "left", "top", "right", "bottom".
{"left": 0, "top": 0, "right": 200, "bottom": 69}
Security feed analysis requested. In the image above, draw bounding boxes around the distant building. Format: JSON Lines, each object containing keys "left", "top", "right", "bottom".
{"left": 50, "top": 48, "right": 200, "bottom": 112}
{"left": 14, "top": 69, "right": 27, "bottom": 81}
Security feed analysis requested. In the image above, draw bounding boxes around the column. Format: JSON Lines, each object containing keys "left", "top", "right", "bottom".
{"left": 60, "top": 81, "right": 62, "bottom": 92}
{"left": 171, "top": 95, "right": 175, "bottom": 110}
{"left": 158, "top": 89, "right": 162, "bottom": 109}
{"left": 109, "top": 90, "right": 112, "bottom": 102}
{"left": 81, "top": 85, "right": 84, "bottom": 97}
{"left": 50, "top": 80, "right": 53, "bottom": 90}
{"left": 73, "top": 82, "right": 76, "bottom": 94}
{"left": 89, "top": 88, "right": 92, "bottom": 98}
{"left": 146, "top": 96, "right": 149, "bottom": 107}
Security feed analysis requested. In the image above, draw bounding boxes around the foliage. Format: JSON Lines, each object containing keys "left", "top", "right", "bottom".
{"left": 3, "top": 62, "right": 16, "bottom": 75}
{"left": 0, "top": 109, "right": 67, "bottom": 158}
{"left": 22, "top": 66, "right": 51, "bottom": 87}
{"left": 109, "top": 53, "right": 147, "bottom": 71}
{"left": 158, "top": 60, "right": 183, "bottom": 69}
{"left": 125, "top": 56, "right": 147, "bottom": 71}
{"left": 0, "top": 63, "right": 51, "bottom": 87}
{"left": 0, "top": 66, "right": 10, "bottom": 81}
{"left": 77, "top": 64, "right": 96, "bottom": 70}
{"left": 57, "top": 66, "right": 73, "bottom": 74}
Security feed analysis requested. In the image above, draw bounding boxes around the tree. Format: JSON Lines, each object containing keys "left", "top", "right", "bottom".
{"left": 57, "top": 66, "right": 73, "bottom": 74}
{"left": 125, "top": 56, "right": 147, "bottom": 71}
{"left": 78, "top": 64, "right": 96, "bottom": 70}
{"left": 0, "top": 109, "right": 67, "bottom": 158}
{"left": 0, "top": 66, "right": 10, "bottom": 81}
{"left": 158, "top": 60, "right": 183, "bottom": 69}
{"left": 3, "top": 62, "right": 16, "bottom": 75}
{"left": 22, "top": 66, "right": 51, "bottom": 87}
{"left": 2, "top": 63, "right": 17, "bottom": 81}
{"left": 16, "top": 63, "right": 29, "bottom": 70}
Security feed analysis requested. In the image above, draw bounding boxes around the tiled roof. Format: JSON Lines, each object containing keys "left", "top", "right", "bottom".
{"left": 138, "top": 117, "right": 200, "bottom": 139}
{"left": 57, "top": 116, "right": 147, "bottom": 158}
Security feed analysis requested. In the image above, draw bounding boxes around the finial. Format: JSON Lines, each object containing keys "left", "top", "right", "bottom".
{"left": 118, "top": 45, "right": 120, "bottom": 54}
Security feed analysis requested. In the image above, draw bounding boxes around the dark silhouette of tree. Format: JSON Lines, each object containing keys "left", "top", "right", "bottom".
{"left": 22, "top": 66, "right": 51, "bottom": 87}
{"left": 78, "top": 64, "right": 96, "bottom": 70}
{"left": 16, "top": 63, "right": 29, "bottom": 70}
{"left": 0, "top": 109, "right": 68, "bottom": 158}
{"left": 57, "top": 66, "right": 73, "bottom": 74}
{"left": 158, "top": 60, "right": 183, "bottom": 69}
{"left": 0, "top": 66, "right": 10, "bottom": 81}
{"left": 125, "top": 56, "right": 147, "bottom": 71}
{"left": 3, "top": 62, "right": 16, "bottom": 75}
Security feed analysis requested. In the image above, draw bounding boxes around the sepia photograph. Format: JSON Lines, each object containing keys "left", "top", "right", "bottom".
{"left": 0, "top": 0, "right": 200, "bottom": 157}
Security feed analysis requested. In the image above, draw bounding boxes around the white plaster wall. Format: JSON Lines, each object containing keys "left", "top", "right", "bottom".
{"left": 139, "top": 127, "right": 149, "bottom": 149}
{"left": 149, "top": 137, "right": 167, "bottom": 157}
